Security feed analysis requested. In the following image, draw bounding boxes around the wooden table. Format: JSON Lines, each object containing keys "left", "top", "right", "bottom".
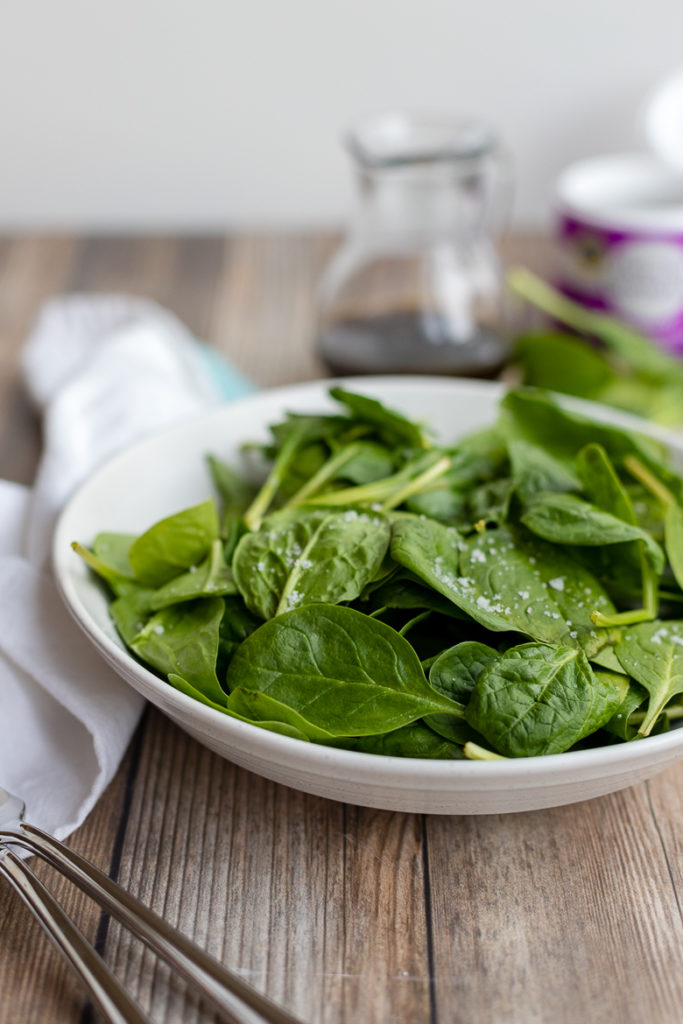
{"left": 1, "top": 234, "right": 682, "bottom": 1024}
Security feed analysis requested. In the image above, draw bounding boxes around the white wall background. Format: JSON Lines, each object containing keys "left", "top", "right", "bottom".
{"left": 0, "top": 0, "right": 681, "bottom": 230}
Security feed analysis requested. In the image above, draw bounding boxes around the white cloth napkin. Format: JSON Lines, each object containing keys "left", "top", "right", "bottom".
{"left": 0, "top": 296, "right": 252, "bottom": 841}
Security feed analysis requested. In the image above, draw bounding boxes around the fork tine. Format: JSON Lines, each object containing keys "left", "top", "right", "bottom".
{"left": 1, "top": 824, "right": 304, "bottom": 1024}
{"left": 0, "top": 846, "right": 152, "bottom": 1024}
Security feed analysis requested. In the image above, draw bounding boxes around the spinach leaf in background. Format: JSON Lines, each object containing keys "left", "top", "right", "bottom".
{"left": 274, "top": 441, "right": 330, "bottom": 502}
{"left": 501, "top": 389, "right": 682, "bottom": 498}
{"left": 520, "top": 493, "right": 665, "bottom": 575}
{"left": 329, "top": 386, "right": 433, "bottom": 451}
{"left": 449, "top": 426, "right": 510, "bottom": 486}
{"left": 266, "top": 412, "right": 357, "bottom": 455}
{"left": 147, "top": 538, "right": 237, "bottom": 610}
{"left": 615, "top": 620, "right": 683, "bottom": 735}
{"left": 284, "top": 439, "right": 397, "bottom": 507}
{"left": 508, "top": 268, "right": 683, "bottom": 383}
{"left": 206, "top": 454, "right": 255, "bottom": 527}
{"left": 130, "top": 596, "right": 226, "bottom": 705}
{"left": 404, "top": 484, "right": 467, "bottom": 524}
{"left": 601, "top": 679, "right": 650, "bottom": 741}
{"left": 391, "top": 516, "right": 617, "bottom": 656}
{"left": 508, "top": 439, "right": 582, "bottom": 503}
{"left": 168, "top": 674, "right": 310, "bottom": 741}
{"left": 222, "top": 517, "right": 248, "bottom": 563}
{"left": 224, "top": 604, "right": 464, "bottom": 736}
{"left": 598, "top": 377, "right": 683, "bottom": 427}
{"left": 466, "top": 642, "right": 624, "bottom": 757}
{"left": 467, "top": 477, "right": 516, "bottom": 528}
{"left": 429, "top": 641, "right": 498, "bottom": 705}
{"left": 329, "top": 722, "right": 465, "bottom": 758}
{"left": 513, "top": 331, "right": 615, "bottom": 399}
{"left": 233, "top": 507, "right": 391, "bottom": 618}
{"left": 128, "top": 500, "right": 220, "bottom": 587}
{"left": 243, "top": 421, "right": 310, "bottom": 528}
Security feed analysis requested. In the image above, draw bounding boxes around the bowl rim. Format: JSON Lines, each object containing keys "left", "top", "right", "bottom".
{"left": 52, "top": 375, "right": 683, "bottom": 785}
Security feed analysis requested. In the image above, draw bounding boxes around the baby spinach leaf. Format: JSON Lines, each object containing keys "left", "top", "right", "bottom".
{"left": 590, "top": 645, "right": 624, "bottom": 673}
{"left": 602, "top": 679, "right": 649, "bottom": 740}
{"left": 168, "top": 674, "right": 309, "bottom": 740}
{"left": 329, "top": 722, "right": 465, "bottom": 758}
{"left": 429, "top": 641, "right": 498, "bottom": 705}
{"left": 390, "top": 516, "right": 616, "bottom": 656}
{"left": 227, "top": 687, "right": 335, "bottom": 741}
{"left": 128, "top": 500, "right": 220, "bottom": 587}
{"left": 405, "top": 484, "right": 467, "bottom": 524}
{"left": 615, "top": 620, "right": 683, "bottom": 735}
{"left": 665, "top": 501, "right": 683, "bottom": 592}
{"left": 501, "top": 388, "right": 680, "bottom": 496}
{"left": 576, "top": 444, "right": 635, "bottom": 525}
{"left": 467, "top": 477, "right": 516, "bottom": 527}
{"left": 146, "top": 538, "right": 237, "bottom": 610}
{"left": 509, "top": 268, "right": 683, "bottom": 383}
{"left": 287, "top": 440, "right": 396, "bottom": 506}
{"left": 110, "top": 589, "right": 157, "bottom": 645}
{"left": 329, "top": 386, "right": 432, "bottom": 450}
{"left": 514, "top": 331, "right": 615, "bottom": 399}
{"left": 233, "top": 507, "right": 391, "bottom": 618}
{"left": 217, "top": 595, "right": 262, "bottom": 669}
{"left": 520, "top": 493, "right": 665, "bottom": 574}
{"left": 362, "top": 574, "right": 469, "bottom": 619}
{"left": 508, "top": 439, "right": 581, "bottom": 503}
{"left": 466, "top": 643, "right": 624, "bottom": 756}
{"left": 206, "top": 454, "right": 255, "bottom": 524}
{"left": 72, "top": 541, "right": 139, "bottom": 597}
{"left": 130, "top": 597, "right": 226, "bottom": 705}
{"left": 93, "top": 533, "right": 136, "bottom": 576}
{"left": 224, "top": 604, "right": 463, "bottom": 736}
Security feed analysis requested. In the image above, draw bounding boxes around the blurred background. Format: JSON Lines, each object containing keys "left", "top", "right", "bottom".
{"left": 1, "top": 0, "right": 682, "bottom": 231}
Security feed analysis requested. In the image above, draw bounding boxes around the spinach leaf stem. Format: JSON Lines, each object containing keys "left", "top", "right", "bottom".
{"left": 243, "top": 422, "right": 309, "bottom": 530}
{"left": 463, "top": 742, "right": 507, "bottom": 761}
{"left": 624, "top": 456, "right": 674, "bottom": 507}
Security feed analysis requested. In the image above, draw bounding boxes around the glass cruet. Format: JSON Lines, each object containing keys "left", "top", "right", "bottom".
{"left": 316, "top": 111, "right": 511, "bottom": 377}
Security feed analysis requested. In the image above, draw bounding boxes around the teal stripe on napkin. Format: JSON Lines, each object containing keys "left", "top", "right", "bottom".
{"left": 195, "top": 342, "right": 255, "bottom": 400}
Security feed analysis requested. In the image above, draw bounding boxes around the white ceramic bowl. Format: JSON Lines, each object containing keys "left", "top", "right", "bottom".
{"left": 53, "top": 378, "right": 683, "bottom": 814}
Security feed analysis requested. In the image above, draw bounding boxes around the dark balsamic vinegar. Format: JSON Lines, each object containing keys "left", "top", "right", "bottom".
{"left": 318, "top": 311, "right": 507, "bottom": 378}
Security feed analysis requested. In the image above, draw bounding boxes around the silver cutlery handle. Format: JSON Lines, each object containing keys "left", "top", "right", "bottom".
{"left": 0, "top": 848, "right": 151, "bottom": 1024}
{"left": 2, "top": 824, "right": 301, "bottom": 1024}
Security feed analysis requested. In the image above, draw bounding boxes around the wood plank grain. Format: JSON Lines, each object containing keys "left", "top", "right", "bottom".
{"left": 425, "top": 771, "right": 683, "bottom": 1024}
{"left": 208, "top": 233, "right": 336, "bottom": 386}
{"left": 103, "top": 709, "right": 432, "bottom": 1023}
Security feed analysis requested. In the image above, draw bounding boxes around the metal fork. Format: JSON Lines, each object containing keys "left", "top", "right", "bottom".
{"left": 0, "top": 786, "right": 303, "bottom": 1024}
